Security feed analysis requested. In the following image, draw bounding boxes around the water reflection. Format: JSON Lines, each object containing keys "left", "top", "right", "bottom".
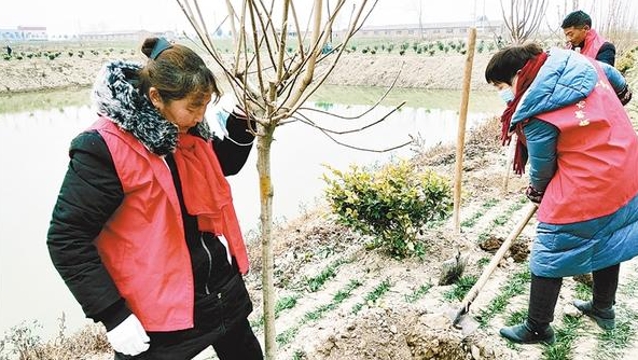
{"left": 0, "top": 106, "right": 98, "bottom": 341}
{"left": 0, "top": 102, "right": 496, "bottom": 339}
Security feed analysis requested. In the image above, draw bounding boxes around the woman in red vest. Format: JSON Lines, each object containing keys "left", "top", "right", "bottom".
{"left": 47, "top": 37, "right": 263, "bottom": 359}
{"left": 485, "top": 43, "right": 637, "bottom": 345}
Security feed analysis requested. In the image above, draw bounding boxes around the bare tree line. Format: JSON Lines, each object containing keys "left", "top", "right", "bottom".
{"left": 587, "top": 0, "right": 637, "bottom": 53}
{"left": 495, "top": 0, "right": 637, "bottom": 52}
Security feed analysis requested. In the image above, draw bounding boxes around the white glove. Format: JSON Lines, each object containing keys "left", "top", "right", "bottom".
{"left": 218, "top": 234, "right": 233, "bottom": 265}
{"left": 206, "top": 94, "right": 237, "bottom": 139}
{"left": 106, "top": 314, "right": 150, "bottom": 356}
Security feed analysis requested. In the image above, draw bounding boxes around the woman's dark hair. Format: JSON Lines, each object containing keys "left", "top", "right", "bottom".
{"left": 561, "top": 10, "right": 592, "bottom": 29}
{"left": 138, "top": 37, "right": 220, "bottom": 103}
{"left": 485, "top": 42, "right": 544, "bottom": 86}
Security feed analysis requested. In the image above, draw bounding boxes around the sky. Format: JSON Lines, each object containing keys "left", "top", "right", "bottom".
{"left": 1, "top": 0, "right": 508, "bottom": 34}
{"left": 1, "top": 0, "right": 633, "bottom": 35}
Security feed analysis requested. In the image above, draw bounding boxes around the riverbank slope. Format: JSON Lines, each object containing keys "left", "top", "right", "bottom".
{"left": 0, "top": 52, "right": 492, "bottom": 94}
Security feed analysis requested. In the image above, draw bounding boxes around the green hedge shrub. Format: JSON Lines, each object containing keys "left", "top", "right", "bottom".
{"left": 616, "top": 49, "right": 635, "bottom": 75}
{"left": 323, "top": 160, "right": 453, "bottom": 258}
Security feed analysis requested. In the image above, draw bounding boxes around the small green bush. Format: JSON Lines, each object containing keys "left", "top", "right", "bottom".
{"left": 477, "top": 40, "right": 485, "bottom": 53}
{"left": 616, "top": 50, "right": 635, "bottom": 75}
{"left": 323, "top": 161, "right": 453, "bottom": 258}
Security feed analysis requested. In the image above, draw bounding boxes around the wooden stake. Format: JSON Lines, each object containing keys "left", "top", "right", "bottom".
{"left": 502, "top": 138, "right": 515, "bottom": 194}
{"left": 453, "top": 27, "right": 477, "bottom": 233}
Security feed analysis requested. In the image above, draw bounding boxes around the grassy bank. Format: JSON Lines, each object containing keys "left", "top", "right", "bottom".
{"left": 0, "top": 87, "right": 91, "bottom": 114}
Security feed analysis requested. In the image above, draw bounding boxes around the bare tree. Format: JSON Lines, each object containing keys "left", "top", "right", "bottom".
{"left": 539, "top": 1, "right": 567, "bottom": 47}
{"left": 500, "top": 0, "right": 549, "bottom": 43}
{"left": 416, "top": 0, "right": 425, "bottom": 39}
{"left": 175, "top": 1, "right": 407, "bottom": 358}
{"left": 588, "top": 0, "right": 638, "bottom": 54}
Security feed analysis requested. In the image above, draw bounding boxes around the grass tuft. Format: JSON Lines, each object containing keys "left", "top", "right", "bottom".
{"left": 541, "top": 315, "right": 582, "bottom": 360}
{"left": 504, "top": 309, "right": 527, "bottom": 327}
{"left": 478, "top": 268, "right": 530, "bottom": 327}
{"left": 404, "top": 283, "right": 433, "bottom": 303}
{"left": 352, "top": 279, "right": 391, "bottom": 315}
{"left": 305, "top": 258, "right": 350, "bottom": 292}
{"left": 594, "top": 309, "right": 636, "bottom": 360}
{"left": 443, "top": 275, "right": 477, "bottom": 302}
{"left": 275, "top": 295, "right": 300, "bottom": 317}
{"left": 574, "top": 282, "right": 592, "bottom": 301}
{"left": 276, "top": 279, "right": 363, "bottom": 346}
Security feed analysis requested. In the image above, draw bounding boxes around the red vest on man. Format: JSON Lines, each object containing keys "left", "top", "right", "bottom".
{"left": 91, "top": 118, "right": 195, "bottom": 331}
{"left": 535, "top": 61, "right": 638, "bottom": 224}
{"left": 580, "top": 29, "right": 606, "bottom": 59}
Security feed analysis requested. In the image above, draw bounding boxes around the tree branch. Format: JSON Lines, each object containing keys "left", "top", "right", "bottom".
{"left": 295, "top": 100, "right": 406, "bottom": 135}
{"left": 279, "top": 0, "right": 373, "bottom": 119}
{"left": 276, "top": 0, "right": 292, "bottom": 82}
{"left": 281, "top": 0, "right": 324, "bottom": 111}
{"left": 291, "top": 111, "right": 415, "bottom": 152}
{"left": 246, "top": 0, "right": 267, "bottom": 103}
{"left": 298, "top": 61, "right": 404, "bottom": 120}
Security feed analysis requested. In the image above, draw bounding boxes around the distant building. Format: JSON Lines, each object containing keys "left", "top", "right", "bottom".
{"left": 0, "top": 26, "right": 48, "bottom": 41}
{"left": 337, "top": 20, "right": 505, "bottom": 40}
{"left": 77, "top": 30, "right": 175, "bottom": 42}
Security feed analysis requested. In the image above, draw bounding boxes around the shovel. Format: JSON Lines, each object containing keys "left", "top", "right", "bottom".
{"left": 450, "top": 203, "right": 537, "bottom": 334}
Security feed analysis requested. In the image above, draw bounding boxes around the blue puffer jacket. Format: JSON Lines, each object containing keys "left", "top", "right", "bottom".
{"left": 512, "top": 48, "right": 638, "bottom": 277}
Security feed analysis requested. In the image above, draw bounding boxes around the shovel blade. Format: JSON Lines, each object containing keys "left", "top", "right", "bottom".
{"left": 454, "top": 314, "right": 480, "bottom": 336}
{"left": 445, "top": 307, "right": 480, "bottom": 336}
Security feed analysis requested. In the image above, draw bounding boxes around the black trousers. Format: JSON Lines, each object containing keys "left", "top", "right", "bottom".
{"left": 527, "top": 264, "right": 620, "bottom": 328}
{"left": 114, "top": 318, "right": 262, "bottom": 360}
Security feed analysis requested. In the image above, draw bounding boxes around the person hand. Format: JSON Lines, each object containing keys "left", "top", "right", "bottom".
{"left": 617, "top": 84, "right": 632, "bottom": 106}
{"left": 106, "top": 314, "right": 150, "bottom": 356}
{"left": 525, "top": 185, "right": 544, "bottom": 205}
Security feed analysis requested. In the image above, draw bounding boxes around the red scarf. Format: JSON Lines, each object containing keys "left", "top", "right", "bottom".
{"left": 500, "top": 52, "right": 548, "bottom": 175}
{"left": 173, "top": 133, "right": 249, "bottom": 274}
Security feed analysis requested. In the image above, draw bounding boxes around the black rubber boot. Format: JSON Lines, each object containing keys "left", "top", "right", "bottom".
{"left": 500, "top": 320, "right": 556, "bottom": 344}
{"left": 573, "top": 300, "right": 615, "bottom": 330}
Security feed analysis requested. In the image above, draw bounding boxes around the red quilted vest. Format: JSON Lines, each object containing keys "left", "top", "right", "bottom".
{"left": 92, "top": 118, "right": 194, "bottom": 331}
{"left": 535, "top": 61, "right": 638, "bottom": 224}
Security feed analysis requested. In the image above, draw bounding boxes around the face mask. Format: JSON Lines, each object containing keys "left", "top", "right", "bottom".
{"left": 498, "top": 88, "right": 515, "bottom": 104}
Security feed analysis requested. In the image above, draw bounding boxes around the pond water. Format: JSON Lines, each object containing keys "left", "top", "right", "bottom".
{"left": 0, "top": 86, "right": 503, "bottom": 340}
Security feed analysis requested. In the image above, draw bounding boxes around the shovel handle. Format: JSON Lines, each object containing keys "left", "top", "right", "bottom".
{"left": 456, "top": 204, "right": 537, "bottom": 318}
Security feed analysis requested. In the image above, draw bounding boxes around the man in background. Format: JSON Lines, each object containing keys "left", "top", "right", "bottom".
{"left": 561, "top": 10, "right": 615, "bottom": 66}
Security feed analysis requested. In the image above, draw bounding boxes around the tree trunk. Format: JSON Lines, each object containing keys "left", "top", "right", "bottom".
{"left": 257, "top": 123, "right": 276, "bottom": 359}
